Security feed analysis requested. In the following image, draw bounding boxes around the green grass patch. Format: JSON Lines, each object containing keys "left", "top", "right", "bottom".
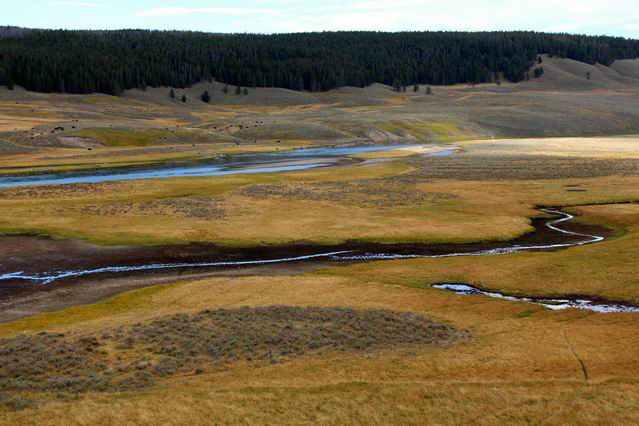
{"left": 0, "top": 283, "right": 174, "bottom": 336}
{"left": 377, "top": 121, "right": 473, "bottom": 142}
{"left": 70, "top": 128, "right": 172, "bottom": 147}
{"left": 514, "top": 309, "right": 537, "bottom": 318}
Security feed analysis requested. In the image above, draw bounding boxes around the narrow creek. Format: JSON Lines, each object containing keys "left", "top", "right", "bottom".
{"left": 0, "top": 209, "right": 596, "bottom": 285}
{"left": 332, "top": 208, "right": 604, "bottom": 261}
{"left": 432, "top": 283, "right": 639, "bottom": 313}
{"left": 1, "top": 208, "right": 633, "bottom": 314}
{"left": 0, "top": 141, "right": 634, "bottom": 314}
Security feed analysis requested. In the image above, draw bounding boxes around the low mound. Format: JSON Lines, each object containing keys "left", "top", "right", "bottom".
{"left": 611, "top": 59, "right": 639, "bottom": 80}
{"left": 126, "top": 81, "right": 319, "bottom": 107}
{"left": 0, "top": 306, "right": 465, "bottom": 409}
{"left": 529, "top": 55, "right": 639, "bottom": 90}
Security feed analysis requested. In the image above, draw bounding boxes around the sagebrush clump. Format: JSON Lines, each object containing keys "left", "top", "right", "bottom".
{"left": 0, "top": 306, "right": 466, "bottom": 409}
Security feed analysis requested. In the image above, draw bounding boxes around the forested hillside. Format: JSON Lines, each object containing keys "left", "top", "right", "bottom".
{"left": 1, "top": 28, "right": 638, "bottom": 95}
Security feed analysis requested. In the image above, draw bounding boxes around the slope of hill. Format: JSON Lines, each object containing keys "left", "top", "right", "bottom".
{"left": 1, "top": 55, "right": 639, "bottom": 159}
{"left": 528, "top": 55, "right": 639, "bottom": 90}
{"left": 611, "top": 59, "right": 639, "bottom": 79}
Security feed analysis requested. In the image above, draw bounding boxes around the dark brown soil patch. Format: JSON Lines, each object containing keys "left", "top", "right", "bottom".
{"left": 75, "top": 196, "right": 225, "bottom": 219}
{"left": 0, "top": 261, "right": 331, "bottom": 323}
{"left": 236, "top": 181, "right": 457, "bottom": 207}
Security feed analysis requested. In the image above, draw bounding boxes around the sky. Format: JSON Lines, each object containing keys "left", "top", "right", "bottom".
{"left": 4, "top": 0, "right": 639, "bottom": 38}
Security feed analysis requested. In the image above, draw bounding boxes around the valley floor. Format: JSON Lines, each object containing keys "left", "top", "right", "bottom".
{"left": 0, "top": 76, "right": 639, "bottom": 424}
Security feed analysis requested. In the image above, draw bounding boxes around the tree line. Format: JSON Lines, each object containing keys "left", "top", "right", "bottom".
{"left": 0, "top": 28, "right": 638, "bottom": 95}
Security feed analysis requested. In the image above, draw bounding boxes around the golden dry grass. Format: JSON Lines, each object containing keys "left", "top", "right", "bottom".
{"left": 459, "top": 137, "right": 639, "bottom": 159}
{"left": 2, "top": 166, "right": 639, "bottom": 246}
{"left": 1, "top": 80, "right": 639, "bottom": 423}
{"left": 2, "top": 159, "right": 639, "bottom": 246}
{"left": 1, "top": 136, "right": 637, "bottom": 247}
{"left": 0, "top": 159, "right": 534, "bottom": 246}
{"left": 5, "top": 381, "right": 639, "bottom": 425}
{"left": 321, "top": 203, "right": 639, "bottom": 303}
{"left": 0, "top": 115, "right": 60, "bottom": 132}
{"left": 1, "top": 137, "right": 639, "bottom": 423}
{"left": 3, "top": 161, "right": 484, "bottom": 246}
{"left": 2, "top": 223, "right": 639, "bottom": 424}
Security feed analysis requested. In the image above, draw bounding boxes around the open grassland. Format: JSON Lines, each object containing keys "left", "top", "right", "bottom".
{"left": 1, "top": 56, "right": 639, "bottom": 165}
{"left": 459, "top": 137, "right": 639, "bottom": 159}
{"left": 321, "top": 202, "right": 639, "bottom": 304}
{"left": 0, "top": 138, "right": 638, "bottom": 422}
{"left": 1, "top": 201, "right": 639, "bottom": 424}
{"left": 1, "top": 58, "right": 639, "bottom": 423}
{"left": 0, "top": 186, "right": 637, "bottom": 423}
{"left": 0, "top": 137, "right": 638, "bottom": 247}
{"left": 4, "top": 381, "right": 639, "bottom": 425}
{"left": 68, "top": 128, "right": 179, "bottom": 147}
{"left": 376, "top": 121, "right": 474, "bottom": 142}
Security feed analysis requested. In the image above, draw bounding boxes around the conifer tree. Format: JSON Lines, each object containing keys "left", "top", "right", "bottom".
{"left": 110, "top": 83, "right": 122, "bottom": 96}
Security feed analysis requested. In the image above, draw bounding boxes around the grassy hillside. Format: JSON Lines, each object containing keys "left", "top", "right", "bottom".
{"left": 1, "top": 57, "right": 639, "bottom": 164}
{"left": 1, "top": 54, "right": 639, "bottom": 424}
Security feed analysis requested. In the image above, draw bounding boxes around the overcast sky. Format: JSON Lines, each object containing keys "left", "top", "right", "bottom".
{"left": 5, "top": 0, "right": 639, "bottom": 38}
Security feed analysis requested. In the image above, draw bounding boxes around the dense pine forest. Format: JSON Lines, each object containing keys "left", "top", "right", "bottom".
{"left": 1, "top": 28, "right": 638, "bottom": 95}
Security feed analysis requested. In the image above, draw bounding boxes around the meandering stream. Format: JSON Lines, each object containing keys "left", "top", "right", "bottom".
{"left": 332, "top": 208, "right": 604, "bottom": 261}
{"left": 0, "top": 208, "right": 630, "bottom": 314}
{"left": 0, "top": 142, "right": 633, "bottom": 313}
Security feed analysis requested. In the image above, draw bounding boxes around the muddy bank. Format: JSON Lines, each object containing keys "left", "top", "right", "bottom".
{"left": 0, "top": 208, "right": 613, "bottom": 322}
{"left": 0, "top": 209, "right": 610, "bottom": 285}
{"left": 0, "top": 262, "right": 331, "bottom": 323}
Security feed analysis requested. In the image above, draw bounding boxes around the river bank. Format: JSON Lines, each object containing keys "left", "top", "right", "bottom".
{"left": 0, "top": 207, "right": 614, "bottom": 322}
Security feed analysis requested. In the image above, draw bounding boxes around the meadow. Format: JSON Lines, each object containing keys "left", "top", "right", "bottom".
{"left": 1, "top": 57, "right": 639, "bottom": 424}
